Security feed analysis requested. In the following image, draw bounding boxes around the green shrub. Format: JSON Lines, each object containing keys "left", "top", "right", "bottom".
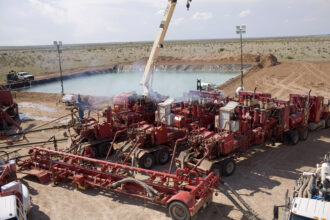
{"left": 285, "top": 56, "right": 294, "bottom": 60}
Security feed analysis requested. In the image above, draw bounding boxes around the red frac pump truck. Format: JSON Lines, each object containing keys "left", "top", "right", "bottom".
{"left": 176, "top": 90, "right": 330, "bottom": 177}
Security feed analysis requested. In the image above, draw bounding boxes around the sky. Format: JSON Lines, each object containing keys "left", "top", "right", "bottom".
{"left": 0, "top": 0, "right": 329, "bottom": 46}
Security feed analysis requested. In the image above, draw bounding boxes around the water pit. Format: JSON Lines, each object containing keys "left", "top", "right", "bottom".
{"left": 24, "top": 71, "right": 239, "bottom": 97}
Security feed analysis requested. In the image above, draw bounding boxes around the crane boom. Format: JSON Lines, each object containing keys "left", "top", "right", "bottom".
{"left": 141, "top": 0, "right": 191, "bottom": 97}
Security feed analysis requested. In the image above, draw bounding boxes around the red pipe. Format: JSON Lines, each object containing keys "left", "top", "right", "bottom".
{"left": 105, "top": 129, "right": 127, "bottom": 161}
{"left": 123, "top": 137, "right": 142, "bottom": 164}
{"left": 168, "top": 134, "right": 187, "bottom": 174}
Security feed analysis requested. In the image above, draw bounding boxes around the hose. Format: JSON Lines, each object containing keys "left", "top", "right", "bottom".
{"left": 113, "top": 141, "right": 130, "bottom": 161}
{"left": 0, "top": 138, "right": 68, "bottom": 149}
{"left": 109, "top": 177, "right": 160, "bottom": 200}
{"left": 298, "top": 176, "right": 310, "bottom": 198}
{"left": 306, "top": 175, "right": 314, "bottom": 198}
{"left": 8, "top": 125, "right": 67, "bottom": 137}
{"left": 66, "top": 139, "right": 84, "bottom": 153}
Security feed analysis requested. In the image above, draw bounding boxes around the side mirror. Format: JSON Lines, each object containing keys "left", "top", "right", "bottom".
{"left": 273, "top": 205, "right": 279, "bottom": 220}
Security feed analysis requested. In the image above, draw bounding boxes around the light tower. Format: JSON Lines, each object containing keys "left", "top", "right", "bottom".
{"left": 236, "top": 25, "right": 246, "bottom": 88}
{"left": 53, "top": 41, "right": 64, "bottom": 96}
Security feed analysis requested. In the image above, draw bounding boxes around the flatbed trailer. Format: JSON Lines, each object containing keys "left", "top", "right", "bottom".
{"left": 18, "top": 147, "right": 220, "bottom": 220}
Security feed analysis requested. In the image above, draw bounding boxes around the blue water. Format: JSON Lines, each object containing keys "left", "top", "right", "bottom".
{"left": 25, "top": 71, "right": 238, "bottom": 98}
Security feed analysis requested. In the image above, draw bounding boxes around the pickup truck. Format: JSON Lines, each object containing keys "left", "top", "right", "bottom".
{"left": 6, "top": 71, "right": 34, "bottom": 83}
{"left": 17, "top": 72, "right": 34, "bottom": 81}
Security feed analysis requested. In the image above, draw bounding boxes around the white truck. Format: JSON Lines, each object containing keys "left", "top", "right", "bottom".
{"left": 274, "top": 153, "right": 330, "bottom": 220}
{"left": 6, "top": 71, "right": 34, "bottom": 83}
{"left": 0, "top": 160, "right": 31, "bottom": 220}
{"left": 0, "top": 181, "right": 31, "bottom": 220}
{"left": 17, "top": 72, "right": 34, "bottom": 81}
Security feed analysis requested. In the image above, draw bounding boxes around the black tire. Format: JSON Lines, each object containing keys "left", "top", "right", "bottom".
{"left": 89, "top": 146, "right": 98, "bottom": 158}
{"left": 139, "top": 153, "right": 155, "bottom": 169}
{"left": 156, "top": 149, "right": 170, "bottom": 165}
{"left": 273, "top": 206, "right": 279, "bottom": 220}
{"left": 0, "top": 119, "right": 8, "bottom": 130}
{"left": 326, "top": 118, "right": 330, "bottom": 128}
{"left": 289, "top": 130, "right": 299, "bottom": 145}
{"left": 222, "top": 159, "right": 236, "bottom": 176}
{"left": 168, "top": 201, "right": 191, "bottom": 220}
{"left": 210, "top": 163, "right": 222, "bottom": 177}
{"left": 97, "top": 142, "right": 110, "bottom": 157}
{"left": 298, "top": 127, "right": 309, "bottom": 141}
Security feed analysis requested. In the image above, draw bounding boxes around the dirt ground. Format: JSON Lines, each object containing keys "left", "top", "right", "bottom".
{"left": 1, "top": 35, "right": 330, "bottom": 82}
{"left": 0, "top": 76, "right": 327, "bottom": 220}
{"left": 219, "top": 60, "right": 330, "bottom": 100}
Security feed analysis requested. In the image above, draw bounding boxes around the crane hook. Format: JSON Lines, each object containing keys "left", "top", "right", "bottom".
{"left": 186, "top": 0, "right": 192, "bottom": 10}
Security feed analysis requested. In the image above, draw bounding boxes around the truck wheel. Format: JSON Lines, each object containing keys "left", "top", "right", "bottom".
{"left": 168, "top": 201, "right": 191, "bottom": 220}
{"left": 326, "top": 118, "right": 330, "bottom": 128}
{"left": 298, "top": 127, "right": 308, "bottom": 141}
{"left": 210, "top": 163, "right": 222, "bottom": 177}
{"left": 157, "top": 149, "right": 170, "bottom": 165}
{"left": 222, "top": 159, "right": 236, "bottom": 176}
{"left": 139, "top": 153, "right": 155, "bottom": 169}
{"left": 0, "top": 119, "right": 8, "bottom": 130}
{"left": 289, "top": 130, "right": 299, "bottom": 145}
{"left": 98, "top": 142, "right": 110, "bottom": 157}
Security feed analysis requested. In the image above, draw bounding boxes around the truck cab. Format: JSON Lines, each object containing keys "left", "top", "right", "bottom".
{"left": 275, "top": 153, "right": 330, "bottom": 220}
{"left": 0, "top": 181, "right": 31, "bottom": 220}
{"left": 17, "top": 72, "right": 34, "bottom": 81}
{"left": 288, "top": 197, "right": 329, "bottom": 220}
{"left": 0, "top": 195, "right": 26, "bottom": 220}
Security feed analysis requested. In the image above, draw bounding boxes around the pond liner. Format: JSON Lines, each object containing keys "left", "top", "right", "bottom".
{"left": 4, "top": 66, "right": 116, "bottom": 90}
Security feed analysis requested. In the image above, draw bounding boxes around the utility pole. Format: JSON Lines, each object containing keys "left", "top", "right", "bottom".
{"left": 236, "top": 25, "right": 246, "bottom": 88}
{"left": 53, "top": 41, "right": 64, "bottom": 96}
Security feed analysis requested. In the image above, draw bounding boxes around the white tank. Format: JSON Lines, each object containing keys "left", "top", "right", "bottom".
{"left": 235, "top": 87, "right": 245, "bottom": 97}
{"left": 9, "top": 160, "right": 16, "bottom": 173}
{"left": 321, "top": 161, "right": 330, "bottom": 184}
{"left": 21, "top": 183, "right": 31, "bottom": 213}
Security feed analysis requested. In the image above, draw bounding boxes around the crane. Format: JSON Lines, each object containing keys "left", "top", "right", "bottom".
{"left": 140, "top": 0, "right": 192, "bottom": 97}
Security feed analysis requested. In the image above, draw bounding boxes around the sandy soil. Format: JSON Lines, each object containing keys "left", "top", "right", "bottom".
{"left": 1, "top": 86, "right": 327, "bottom": 220}
{"left": 218, "top": 60, "right": 330, "bottom": 100}
{"left": 1, "top": 35, "right": 330, "bottom": 82}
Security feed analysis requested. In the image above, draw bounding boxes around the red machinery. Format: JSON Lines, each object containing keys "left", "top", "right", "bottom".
{"left": 113, "top": 96, "right": 228, "bottom": 169}
{"left": 0, "top": 161, "right": 17, "bottom": 186}
{"left": 0, "top": 88, "right": 21, "bottom": 133}
{"left": 169, "top": 98, "right": 226, "bottom": 131}
{"left": 175, "top": 90, "right": 321, "bottom": 177}
{"left": 289, "top": 93, "right": 330, "bottom": 130}
{"left": 69, "top": 92, "right": 158, "bottom": 158}
{"left": 109, "top": 92, "right": 157, "bottom": 125}
{"left": 114, "top": 121, "right": 186, "bottom": 169}
{"left": 19, "top": 147, "right": 220, "bottom": 220}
